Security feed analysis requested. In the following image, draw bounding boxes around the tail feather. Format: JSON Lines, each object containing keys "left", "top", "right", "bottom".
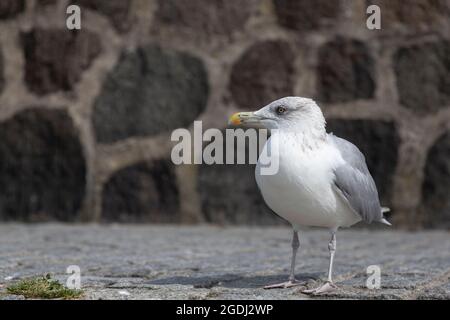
{"left": 380, "top": 207, "right": 392, "bottom": 226}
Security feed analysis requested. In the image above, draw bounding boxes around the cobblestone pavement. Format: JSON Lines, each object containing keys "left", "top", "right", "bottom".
{"left": 0, "top": 224, "right": 449, "bottom": 300}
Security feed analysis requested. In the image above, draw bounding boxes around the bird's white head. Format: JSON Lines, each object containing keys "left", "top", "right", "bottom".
{"left": 229, "top": 96, "right": 326, "bottom": 138}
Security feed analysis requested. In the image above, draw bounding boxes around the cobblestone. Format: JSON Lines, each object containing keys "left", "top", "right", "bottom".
{"left": 0, "top": 224, "right": 448, "bottom": 300}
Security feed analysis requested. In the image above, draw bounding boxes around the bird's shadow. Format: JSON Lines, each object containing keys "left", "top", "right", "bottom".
{"left": 149, "top": 273, "right": 321, "bottom": 289}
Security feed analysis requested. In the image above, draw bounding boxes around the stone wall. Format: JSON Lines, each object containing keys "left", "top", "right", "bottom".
{"left": 0, "top": 0, "right": 448, "bottom": 228}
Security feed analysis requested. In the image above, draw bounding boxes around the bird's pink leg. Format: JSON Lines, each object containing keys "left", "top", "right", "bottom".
{"left": 303, "top": 231, "right": 338, "bottom": 295}
{"left": 264, "top": 230, "right": 305, "bottom": 289}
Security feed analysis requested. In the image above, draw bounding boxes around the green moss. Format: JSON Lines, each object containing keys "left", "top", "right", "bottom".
{"left": 6, "top": 274, "right": 83, "bottom": 299}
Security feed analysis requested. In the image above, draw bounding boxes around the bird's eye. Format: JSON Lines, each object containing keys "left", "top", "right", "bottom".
{"left": 276, "top": 106, "right": 287, "bottom": 115}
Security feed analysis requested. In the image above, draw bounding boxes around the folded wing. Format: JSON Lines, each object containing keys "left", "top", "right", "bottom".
{"left": 329, "top": 135, "right": 383, "bottom": 224}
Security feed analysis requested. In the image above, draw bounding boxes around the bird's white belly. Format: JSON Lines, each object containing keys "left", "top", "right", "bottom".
{"left": 255, "top": 137, "right": 360, "bottom": 229}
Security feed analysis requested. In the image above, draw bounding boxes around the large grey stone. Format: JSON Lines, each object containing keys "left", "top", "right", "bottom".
{"left": 394, "top": 41, "right": 450, "bottom": 115}
{"left": 154, "top": 0, "right": 255, "bottom": 38}
{"left": 0, "top": 0, "right": 24, "bottom": 19}
{"left": 273, "top": 0, "right": 341, "bottom": 31}
{"left": 21, "top": 28, "right": 101, "bottom": 95}
{"left": 367, "top": 0, "right": 450, "bottom": 30}
{"left": 37, "top": 0, "right": 57, "bottom": 7}
{"left": 92, "top": 45, "right": 208, "bottom": 143}
{"left": 198, "top": 130, "right": 283, "bottom": 225}
{"left": 422, "top": 131, "right": 450, "bottom": 229}
{"left": 74, "top": 0, "right": 132, "bottom": 34}
{"left": 0, "top": 109, "right": 86, "bottom": 221}
{"left": 230, "top": 40, "right": 294, "bottom": 109}
{"left": 198, "top": 163, "right": 282, "bottom": 225}
{"left": 101, "top": 160, "right": 180, "bottom": 223}
{"left": 317, "top": 38, "right": 375, "bottom": 103}
{"left": 0, "top": 46, "right": 4, "bottom": 94}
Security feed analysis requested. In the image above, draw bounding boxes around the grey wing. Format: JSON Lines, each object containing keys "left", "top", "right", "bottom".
{"left": 329, "top": 134, "right": 383, "bottom": 223}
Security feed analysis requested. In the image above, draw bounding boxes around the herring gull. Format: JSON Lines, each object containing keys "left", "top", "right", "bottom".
{"left": 229, "top": 96, "right": 391, "bottom": 294}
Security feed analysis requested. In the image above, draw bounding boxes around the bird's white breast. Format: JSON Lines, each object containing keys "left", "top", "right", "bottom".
{"left": 255, "top": 132, "right": 361, "bottom": 229}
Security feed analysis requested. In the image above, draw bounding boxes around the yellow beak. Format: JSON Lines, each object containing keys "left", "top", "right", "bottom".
{"left": 228, "top": 112, "right": 257, "bottom": 126}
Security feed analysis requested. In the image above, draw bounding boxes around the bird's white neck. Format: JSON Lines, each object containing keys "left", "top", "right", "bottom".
{"left": 274, "top": 108, "right": 327, "bottom": 146}
{"left": 273, "top": 125, "right": 327, "bottom": 152}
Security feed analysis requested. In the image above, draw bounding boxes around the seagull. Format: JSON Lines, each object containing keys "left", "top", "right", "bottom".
{"left": 228, "top": 97, "right": 391, "bottom": 294}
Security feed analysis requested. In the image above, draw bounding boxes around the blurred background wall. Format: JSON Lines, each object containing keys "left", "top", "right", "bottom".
{"left": 0, "top": 0, "right": 449, "bottom": 228}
